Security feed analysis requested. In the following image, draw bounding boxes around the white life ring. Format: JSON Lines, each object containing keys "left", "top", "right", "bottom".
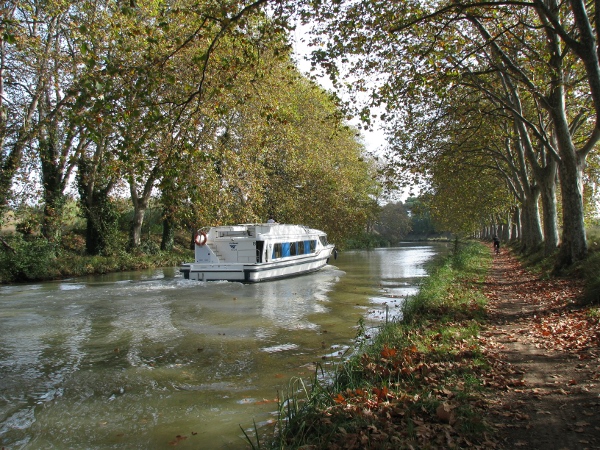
{"left": 194, "top": 230, "right": 207, "bottom": 246}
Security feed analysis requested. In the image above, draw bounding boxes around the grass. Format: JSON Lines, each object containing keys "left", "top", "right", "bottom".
{"left": 255, "top": 240, "right": 494, "bottom": 449}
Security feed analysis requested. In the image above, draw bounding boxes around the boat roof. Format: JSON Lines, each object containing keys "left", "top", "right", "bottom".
{"left": 208, "top": 223, "right": 325, "bottom": 237}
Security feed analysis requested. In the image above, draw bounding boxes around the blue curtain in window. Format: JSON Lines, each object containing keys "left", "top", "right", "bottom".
{"left": 282, "top": 242, "right": 291, "bottom": 257}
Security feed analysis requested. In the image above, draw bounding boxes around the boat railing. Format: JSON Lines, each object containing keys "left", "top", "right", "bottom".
{"left": 218, "top": 230, "right": 252, "bottom": 238}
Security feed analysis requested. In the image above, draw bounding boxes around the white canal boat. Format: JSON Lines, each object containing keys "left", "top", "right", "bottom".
{"left": 180, "top": 223, "right": 336, "bottom": 282}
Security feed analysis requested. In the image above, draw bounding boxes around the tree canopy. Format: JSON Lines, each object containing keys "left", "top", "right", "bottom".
{"left": 0, "top": 0, "right": 379, "bottom": 255}
{"left": 296, "top": 0, "right": 600, "bottom": 267}
{"left": 5, "top": 0, "right": 600, "bottom": 266}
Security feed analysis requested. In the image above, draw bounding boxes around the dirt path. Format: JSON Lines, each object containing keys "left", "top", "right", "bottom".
{"left": 480, "top": 250, "right": 600, "bottom": 449}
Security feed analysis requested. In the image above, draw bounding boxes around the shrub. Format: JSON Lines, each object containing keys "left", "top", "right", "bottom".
{"left": 0, "top": 235, "right": 59, "bottom": 282}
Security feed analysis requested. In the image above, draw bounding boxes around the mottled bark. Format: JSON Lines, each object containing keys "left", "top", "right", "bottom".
{"left": 520, "top": 188, "right": 543, "bottom": 252}
{"left": 511, "top": 207, "right": 521, "bottom": 242}
{"left": 556, "top": 146, "right": 587, "bottom": 267}
{"left": 130, "top": 201, "right": 147, "bottom": 249}
{"left": 539, "top": 163, "right": 559, "bottom": 255}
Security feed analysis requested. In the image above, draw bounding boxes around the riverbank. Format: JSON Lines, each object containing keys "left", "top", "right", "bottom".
{"left": 265, "top": 242, "right": 599, "bottom": 448}
{"left": 0, "top": 233, "right": 194, "bottom": 283}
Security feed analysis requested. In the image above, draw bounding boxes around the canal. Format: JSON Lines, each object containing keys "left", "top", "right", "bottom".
{"left": 0, "top": 243, "right": 449, "bottom": 449}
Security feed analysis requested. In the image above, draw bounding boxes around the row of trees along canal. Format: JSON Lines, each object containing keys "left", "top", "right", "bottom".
{"left": 295, "top": 0, "right": 600, "bottom": 270}
{"left": 4, "top": 0, "right": 600, "bottom": 270}
{"left": 0, "top": 0, "right": 386, "bottom": 258}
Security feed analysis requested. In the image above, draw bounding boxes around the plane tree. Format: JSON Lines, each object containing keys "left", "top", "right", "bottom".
{"left": 296, "top": 0, "right": 598, "bottom": 267}
{"left": 1, "top": 0, "right": 382, "bottom": 254}
{"left": 251, "top": 75, "right": 380, "bottom": 245}
{"left": 404, "top": 95, "right": 517, "bottom": 239}
{"left": 0, "top": 0, "right": 82, "bottom": 243}
{"left": 374, "top": 201, "right": 412, "bottom": 244}
{"left": 165, "top": 50, "right": 380, "bottom": 246}
{"left": 72, "top": 0, "right": 289, "bottom": 249}
{"left": 0, "top": 0, "right": 42, "bottom": 217}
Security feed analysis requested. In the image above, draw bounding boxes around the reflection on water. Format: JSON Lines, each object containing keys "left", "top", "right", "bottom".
{"left": 0, "top": 243, "right": 447, "bottom": 449}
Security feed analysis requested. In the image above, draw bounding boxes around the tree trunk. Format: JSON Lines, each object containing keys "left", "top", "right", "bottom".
{"left": 556, "top": 150, "right": 587, "bottom": 267}
{"left": 161, "top": 215, "right": 175, "bottom": 251}
{"left": 502, "top": 212, "right": 511, "bottom": 242}
{"left": 520, "top": 188, "right": 543, "bottom": 252}
{"left": 542, "top": 1, "right": 589, "bottom": 268}
{"left": 40, "top": 138, "right": 66, "bottom": 245}
{"left": 41, "top": 191, "right": 65, "bottom": 245}
{"left": 76, "top": 144, "right": 118, "bottom": 255}
{"left": 549, "top": 87, "right": 588, "bottom": 267}
{"left": 130, "top": 202, "right": 147, "bottom": 249}
{"left": 511, "top": 207, "right": 521, "bottom": 242}
{"left": 83, "top": 193, "right": 117, "bottom": 255}
{"left": 539, "top": 161, "right": 559, "bottom": 255}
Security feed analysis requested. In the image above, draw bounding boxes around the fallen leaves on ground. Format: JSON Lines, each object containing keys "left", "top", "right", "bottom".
{"left": 289, "top": 249, "right": 600, "bottom": 449}
{"left": 478, "top": 251, "right": 600, "bottom": 448}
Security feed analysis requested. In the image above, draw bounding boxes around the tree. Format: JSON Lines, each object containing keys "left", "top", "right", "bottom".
{"left": 297, "top": 0, "right": 598, "bottom": 266}
{"left": 0, "top": 0, "right": 54, "bottom": 222}
{"left": 375, "top": 201, "right": 411, "bottom": 244}
{"left": 405, "top": 197, "right": 436, "bottom": 237}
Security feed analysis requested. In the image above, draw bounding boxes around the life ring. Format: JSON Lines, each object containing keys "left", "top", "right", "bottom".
{"left": 194, "top": 230, "right": 207, "bottom": 246}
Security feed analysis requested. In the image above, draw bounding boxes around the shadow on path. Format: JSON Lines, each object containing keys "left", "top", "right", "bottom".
{"left": 480, "top": 250, "right": 600, "bottom": 450}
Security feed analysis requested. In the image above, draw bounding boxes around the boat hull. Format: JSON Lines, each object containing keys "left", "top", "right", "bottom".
{"left": 180, "top": 249, "right": 333, "bottom": 283}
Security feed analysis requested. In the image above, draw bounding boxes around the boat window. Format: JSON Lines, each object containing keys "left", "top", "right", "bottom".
{"left": 273, "top": 243, "right": 282, "bottom": 259}
{"left": 272, "top": 240, "right": 317, "bottom": 260}
{"left": 319, "top": 236, "right": 328, "bottom": 246}
{"left": 219, "top": 230, "right": 249, "bottom": 237}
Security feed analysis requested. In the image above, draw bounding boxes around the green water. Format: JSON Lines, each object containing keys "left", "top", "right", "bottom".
{"left": 0, "top": 243, "right": 447, "bottom": 449}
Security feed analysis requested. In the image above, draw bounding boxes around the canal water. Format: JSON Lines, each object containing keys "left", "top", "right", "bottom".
{"left": 0, "top": 243, "right": 448, "bottom": 449}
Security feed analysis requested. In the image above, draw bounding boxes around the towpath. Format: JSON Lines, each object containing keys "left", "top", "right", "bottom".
{"left": 480, "top": 250, "right": 600, "bottom": 449}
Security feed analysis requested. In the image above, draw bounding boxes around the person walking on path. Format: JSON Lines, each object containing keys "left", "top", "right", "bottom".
{"left": 492, "top": 234, "right": 500, "bottom": 254}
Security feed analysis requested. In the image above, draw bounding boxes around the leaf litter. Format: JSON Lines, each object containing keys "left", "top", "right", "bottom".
{"left": 282, "top": 249, "right": 600, "bottom": 449}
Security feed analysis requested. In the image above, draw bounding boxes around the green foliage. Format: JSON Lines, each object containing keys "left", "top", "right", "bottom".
{"left": 139, "top": 238, "right": 161, "bottom": 255}
{"left": 4, "top": 0, "right": 378, "bottom": 257}
{"left": 374, "top": 201, "right": 412, "bottom": 244}
{"left": 0, "top": 230, "right": 192, "bottom": 284}
{"left": 343, "top": 231, "right": 389, "bottom": 249}
{"left": 0, "top": 236, "right": 59, "bottom": 283}
{"left": 15, "top": 209, "right": 42, "bottom": 236}
{"left": 405, "top": 196, "right": 437, "bottom": 236}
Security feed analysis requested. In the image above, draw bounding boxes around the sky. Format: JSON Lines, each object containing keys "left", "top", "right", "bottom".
{"left": 290, "top": 25, "right": 415, "bottom": 203}
{"left": 290, "top": 24, "right": 389, "bottom": 158}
